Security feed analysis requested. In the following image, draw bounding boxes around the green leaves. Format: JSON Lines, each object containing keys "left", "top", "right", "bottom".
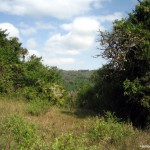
{"left": 0, "top": 114, "right": 49, "bottom": 149}
{"left": 0, "top": 29, "right": 67, "bottom": 107}
{"left": 123, "top": 78, "right": 143, "bottom": 97}
{"left": 88, "top": 112, "right": 134, "bottom": 143}
{"left": 1, "top": 114, "right": 38, "bottom": 149}
{"left": 93, "top": 0, "right": 150, "bottom": 128}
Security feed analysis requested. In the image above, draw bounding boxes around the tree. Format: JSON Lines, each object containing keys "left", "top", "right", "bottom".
{"left": 0, "top": 29, "right": 67, "bottom": 106}
{"left": 96, "top": 0, "right": 150, "bottom": 127}
{"left": 19, "top": 48, "right": 28, "bottom": 62}
{"left": 78, "top": 0, "right": 150, "bottom": 128}
{"left": 0, "top": 30, "right": 27, "bottom": 93}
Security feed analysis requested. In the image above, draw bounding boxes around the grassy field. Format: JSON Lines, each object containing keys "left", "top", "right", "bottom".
{"left": 0, "top": 97, "right": 149, "bottom": 150}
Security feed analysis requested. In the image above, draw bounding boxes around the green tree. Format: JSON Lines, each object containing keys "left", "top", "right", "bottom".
{"left": 97, "top": 0, "right": 150, "bottom": 127}
{"left": 79, "top": 0, "right": 150, "bottom": 128}
{"left": 0, "top": 30, "right": 27, "bottom": 93}
{"left": 0, "top": 29, "right": 67, "bottom": 107}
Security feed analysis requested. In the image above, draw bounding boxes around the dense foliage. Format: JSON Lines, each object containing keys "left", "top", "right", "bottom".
{"left": 0, "top": 30, "right": 67, "bottom": 107}
{"left": 78, "top": 0, "right": 150, "bottom": 128}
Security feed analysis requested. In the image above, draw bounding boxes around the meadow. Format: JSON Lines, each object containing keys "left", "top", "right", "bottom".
{"left": 0, "top": 96, "right": 149, "bottom": 150}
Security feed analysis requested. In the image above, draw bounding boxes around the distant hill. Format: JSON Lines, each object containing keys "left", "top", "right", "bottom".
{"left": 60, "top": 70, "right": 95, "bottom": 91}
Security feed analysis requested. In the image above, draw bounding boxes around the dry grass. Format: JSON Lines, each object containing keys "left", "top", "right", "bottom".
{"left": 0, "top": 97, "right": 25, "bottom": 119}
{"left": 0, "top": 97, "right": 93, "bottom": 147}
{"left": 27, "top": 108, "right": 94, "bottom": 146}
{"left": 0, "top": 97, "right": 149, "bottom": 149}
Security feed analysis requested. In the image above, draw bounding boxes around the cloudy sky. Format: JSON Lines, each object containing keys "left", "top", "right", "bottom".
{"left": 0, "top": 0, "right": 138, "bottom": 70}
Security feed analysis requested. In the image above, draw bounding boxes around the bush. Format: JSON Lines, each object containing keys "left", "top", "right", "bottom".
{"left": 77, "top": 84, "right": 96, "bottom": 109}
{"left": 52, "top": 133, "right": 97, "bottom": 150}
{"left": 26, "top": 99, "right": 50, "bottom": 116}
{"left": 52, "top": 133, "right": 76, "bottom": 150}
{"left": 88, "top": 112, "right": 134, "bottom": 143}
{"left": 0, "top": 114, "right": 48, "bottom": 149}
{"left": 22, "top": 87, "right": 38, "bottom": 101}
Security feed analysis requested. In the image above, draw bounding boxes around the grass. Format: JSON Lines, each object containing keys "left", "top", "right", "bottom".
{"left": 0, "top": 97, "right": 149, "bottom": 149}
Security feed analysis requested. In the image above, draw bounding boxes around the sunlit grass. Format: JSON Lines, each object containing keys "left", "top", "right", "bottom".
{"left": 0, "top": 96, "right": 25, "bottom": 119}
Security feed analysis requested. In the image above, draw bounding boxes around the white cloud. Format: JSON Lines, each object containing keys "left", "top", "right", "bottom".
{"left": 62, "top": 17, "right": 104, "bottom": 34}
{"left": 28, "top": 49, "right": 41, "bottom": 57}
{"left": 0, "top": 23, "right": 20, "bottom": 38}
{"left": 42, "top": 13, "right": 121, "bottom": 68}
{"left": 65, "top": 50, "right": 80, "bottom": 55}
{"left": 26, "top": 48, "right": 76, "bottom": 67}
{"left": 98, "top": 12, "right": 123, "bottom": 22}
{"left": 19, "top": 22, "right": 54, "bottom": 37}
{"left": 26, "top": 38, "right": 37, "bottom": 49}
{"left": 0, "top": 0, "right": 107, "bottom": 19}
{"left": 45, "top": 17, "right": 104, "bottom": 57}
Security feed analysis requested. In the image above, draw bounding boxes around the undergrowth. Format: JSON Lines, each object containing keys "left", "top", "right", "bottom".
{"left": 26, "top": 99, "right": 50, "bottom": 116}
{"left": 0, "top": 99, "right": 149, "bottom": 150}
{"left": 88, "top": 112, "right": 134, "bottom": 143}
{"left": 0, "top": 114, "right": 49, "bottom": 149}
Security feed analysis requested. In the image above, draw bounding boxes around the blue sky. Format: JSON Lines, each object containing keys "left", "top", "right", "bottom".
{"left": 0, "top": 0, "right": 138, "bottom": 70}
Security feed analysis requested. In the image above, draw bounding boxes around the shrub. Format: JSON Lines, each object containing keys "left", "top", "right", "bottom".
{"left": 77, "top": 84, "right": 97, "bottom": 109}
{"left": 52, "top": 133, "right": 76, "bottom": 150}
{"left": 0, "top": 114, "right": 48, "bottom": 149}
{"left": 52, "top": 132, "right": 106, "bottom": 150}
{"left": 48, "top": 83, "right": 67, "bottom": 106}
{"left": 52, "top": 133, "right": 97, "bottom": 150}
{"left": 26, "top": 99, "right": 50, "bottom": 116}
{"left": 22, "top": 87, "right": 38, "bottom": 101}
{"left": 88, "top": 112, "right": 134, "bottom": 143}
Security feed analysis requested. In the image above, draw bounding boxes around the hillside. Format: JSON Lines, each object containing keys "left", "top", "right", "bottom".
{"left": 60, "top": 70, "right": 95, "bottom": 91}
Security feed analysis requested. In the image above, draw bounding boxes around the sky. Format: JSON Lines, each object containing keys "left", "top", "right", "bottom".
{"left": 0, "top": 0, "right": 138, "bottom": 70}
